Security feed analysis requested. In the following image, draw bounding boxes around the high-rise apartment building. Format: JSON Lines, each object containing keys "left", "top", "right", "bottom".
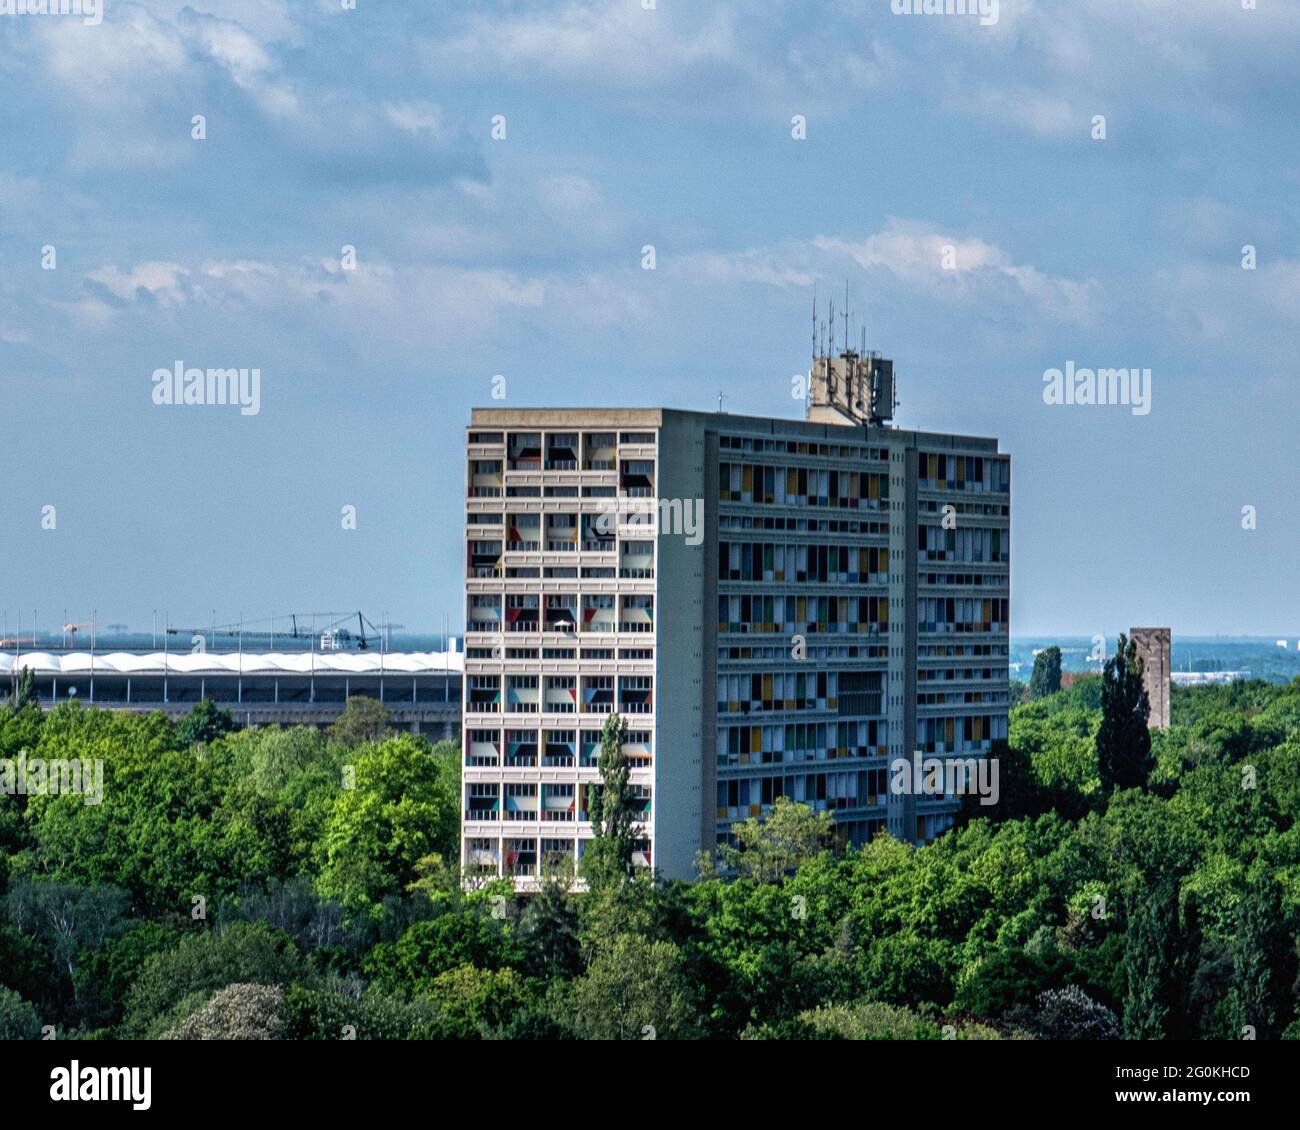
{"left": 461, "top": 352, "right": 1010, "bottom": 887}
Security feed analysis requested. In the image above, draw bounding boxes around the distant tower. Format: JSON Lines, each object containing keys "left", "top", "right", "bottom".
{"left": 1130, "top": 627, "right": 1171, "bottom": 729}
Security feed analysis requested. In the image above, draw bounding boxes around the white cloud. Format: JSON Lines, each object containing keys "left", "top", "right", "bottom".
{"left": 87, "top": 261, "right": 191, "bottom": 307}
{"left": 677, "top": 247, "right": 817, "bottom": 290}
{"left": 431, "top": 1, "right": 739, "bottom": 84}
{"left": 383, "top": 101, "right": 447, "bottom": 138}
{"left": 817, "top": 219, "right": 1100, "bottom": 324}
{"left": 676, "top": 219, "right": 1101, "bottom": 331}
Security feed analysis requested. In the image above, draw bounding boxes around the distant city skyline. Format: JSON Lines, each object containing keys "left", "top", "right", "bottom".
{"left": 4, "top": 2, "right": 1299, "bottom": 636}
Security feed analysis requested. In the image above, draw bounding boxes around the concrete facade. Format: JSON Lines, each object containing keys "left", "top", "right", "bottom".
{"left": 462, "top": 399, "right": 1010, "bottom": 887}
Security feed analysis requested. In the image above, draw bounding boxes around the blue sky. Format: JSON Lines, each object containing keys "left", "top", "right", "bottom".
{"left": 2, "top": 0, "right": 1298, "bottom": 637}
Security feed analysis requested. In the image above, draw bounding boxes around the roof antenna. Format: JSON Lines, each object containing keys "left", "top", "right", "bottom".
{"left": 843, "top": 280, "right": 850, "bottom": 353}
{"left": 811, "top": 285, "right": 817, "bottom": 367}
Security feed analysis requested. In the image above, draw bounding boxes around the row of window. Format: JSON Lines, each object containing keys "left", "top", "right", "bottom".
{"left": 465, "top": 781, "right": 652, "bottom": 822}
{"left": 917, "top": 453, "right": 1010, "bottom": 493}
{"left": 920, "top": 500, "right": 1008, "bottom": 519}
{"left": 716, "top": 769, "right": 889, "bottom": 821}
{"left": 470, "top": 480, "right": 625, "bottom": 500}
{"left": 718, "top": 435, "right": 891, "bottom": 461}
{"left": 720, "top": 720, "right": 888, "bottom": 766}
{"left": 916, "top": 714, "right": 1008, "bottom": 752}
{"left": 464, "top": 727, "right": 653, "bottom": 766}
{"left": 468, "top": 458, "right": 656, "bottom": 496}
{"left": 920, "top": 572, "right": 1008, "bottom": 589}
{"left": 720, "top": 643, "right": 890, "bottom": 661}
{"left": 471, "top": 566, "right": 637, "bottom": 580}
{"left": 919, "top": 643, "right": 1007, "bottom": 658}
{"left": 718, "top": 594, "right": 888, "bottom": 634}
{"left": 500, "top": 432, "right": 655, "bottom": 471}
{"left": 718, "top": 670, "right": 883, "bottom": 717}
{"left": 465, "top": 646, "right": 653, "bottom": 661}
{"left": 467, "top": 593, "right": 653, "bottom": 633}
{"left": 466, "top": 674, "right": 653, "bottom": 713}
{"left": 916, "top": 597, "right": 1009, "bottom": 634}
{"left": 464, "top": 835, "right": 652, "bottom": 877}
{"left": 719, "top": 542, "right": 889, "bottom": 584}
{"left": 918, "top": 667, "right": 1005, "bottom": 682}
{"left": 719, "top": 515, "right": 890, "bottom": 535}
{"left": 917, "top": 525, "right": 1008, "bottom": 563}
{"left": 719, "top": 462, "right": 890, "bottom": 509}
{"left": 917, "top": 690, "right": 1007, "bottom": 707}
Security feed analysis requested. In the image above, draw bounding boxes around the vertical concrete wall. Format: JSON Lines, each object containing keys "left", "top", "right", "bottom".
{"left": 1131, "top": 627, "right": 1171, "bottom": 729}
{"left": 653, "top": 412, "right": 708, "bottom": 880}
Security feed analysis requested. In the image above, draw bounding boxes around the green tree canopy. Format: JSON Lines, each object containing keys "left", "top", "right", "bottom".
{"left": 1029, "top": 647, "right": 1063, "bottom": 699}
{"left": 1097, "top": 633, "right": 1152, "bottom": 793}
{"left": 328, "top": 696, "right": 389, "bottom": 747}
{"left": 316, "top": 735, "right": 459, "bottom": 912}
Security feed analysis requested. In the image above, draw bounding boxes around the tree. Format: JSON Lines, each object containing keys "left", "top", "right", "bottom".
{"left": 363, "top": 913, "right": 519, "bottom": 993}
{"left": 9, "top": 667, "right": 37, "bottom": 711}
{"left": 177, "top": 699, "right": 234, "bottom": 746}
{"left": 799, "top": 999, "right": 940, "bottom": 1040}
{"left": 162, "top": 982, "right": 285, "bottom": 1040}
{"left": 1030, "top": 985, "right": 1120, "bottom": 1040}
{"left": 717, "top": 797, "right": 834, "bottom": 882}
{"left": 0, "top": 986, "right": 40, "bottom": 1040}
{"left": 953, "top": 947, "right": 1071, "bottom": 1019}
{"left": 317, "top": 735, "right": 459, "bottom": 912}
{"left": 519, "top": 871, "right": 581, "bottom": 980}
{"left": 1096, "top": 634, "right": 1152, "bottom": 792}
{"left": 580, "top": 713, "right": 636, "bottom": 887}
{"left": 424, "top": 964, "right": 533, "bottom": 1038}
{"left": 4, "top": 880, "right": 130, "bottom": 1010}
{"left": 1029, "top": 647, "right": 1062, "bottom": 699}
{"left": 1122, "top": 879, "right": 1199, "bottom": 1040}
{"left": 328, "top": 696, "right": 389, "bottom": 747}
{"left": 565, "top": 934, "right": 696, "bottom": 1039}
{"left": 121, "top": 921, "right": 312, "bottom": 1038}
{"left": 23, "top": 706, "right": 292, "bottom": 917}
{"left": 1233, "top": 867, "right": 1295, "bottom": 1039}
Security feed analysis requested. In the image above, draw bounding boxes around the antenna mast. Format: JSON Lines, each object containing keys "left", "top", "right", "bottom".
{"left": 811, "top": 286, "right": 817, "bottom": 368}
{"left": 843, "top": 280, "right": 850, "bottom": 352}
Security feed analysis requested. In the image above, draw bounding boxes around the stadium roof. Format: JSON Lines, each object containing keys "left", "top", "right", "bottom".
{"left": 0, "top": 651, "right": 464, "bottom": 676}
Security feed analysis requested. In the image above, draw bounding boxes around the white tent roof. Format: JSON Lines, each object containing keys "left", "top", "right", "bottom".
{"left": 0, "top": 651, "right": 464, "bottom": 676}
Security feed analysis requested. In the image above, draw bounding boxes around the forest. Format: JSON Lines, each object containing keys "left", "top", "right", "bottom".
{"left": 1, "top": 662, "right": 1297, "bottom": 1040}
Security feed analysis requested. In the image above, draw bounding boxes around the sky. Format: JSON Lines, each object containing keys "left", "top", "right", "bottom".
{"left": 2, "top": 0, "right": 1298, "bottom": 638}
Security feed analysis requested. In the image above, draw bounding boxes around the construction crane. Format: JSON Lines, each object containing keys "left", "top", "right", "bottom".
{"left": 62, "top": 621, "right": 96, "bottom": 648}
{"left": 166, "top": 611, "right": 382, "bottom": 651}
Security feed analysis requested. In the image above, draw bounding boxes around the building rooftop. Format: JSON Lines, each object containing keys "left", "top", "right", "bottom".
{"left": 468, "top": 406, "right": 1003, "bottom": 452}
